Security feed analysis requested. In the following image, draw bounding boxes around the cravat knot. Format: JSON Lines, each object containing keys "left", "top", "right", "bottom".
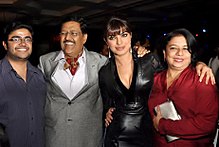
{"left": 64, "top": 54, "right": 82, "bottom": 75}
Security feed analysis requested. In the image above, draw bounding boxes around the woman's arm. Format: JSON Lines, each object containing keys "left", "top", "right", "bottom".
{"left": 156, "top": 83, "right": 218, "bottom": 139}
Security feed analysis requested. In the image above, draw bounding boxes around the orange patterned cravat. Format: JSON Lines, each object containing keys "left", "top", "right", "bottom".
{"left": 64, "top": 54, "right": 82, "bottom": 75}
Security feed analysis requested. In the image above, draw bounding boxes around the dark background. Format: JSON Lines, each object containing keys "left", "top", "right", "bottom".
{"left": 0, "top": 0, "right": 218, "bottom": 66}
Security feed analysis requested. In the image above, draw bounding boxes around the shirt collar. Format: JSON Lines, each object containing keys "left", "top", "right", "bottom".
{"left": 54, "top": 47, "right": 86, "bottom": 63}
{"left": 78, "top": 48, "right": 86, "bottom": 64}
{"left": 54, "top": 50, "right": 65, "bottom": 62}
{"left": 1, "top": 56, "right": 41, "bottom": 75}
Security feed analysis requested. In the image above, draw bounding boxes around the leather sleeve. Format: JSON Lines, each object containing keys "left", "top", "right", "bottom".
{"left": 98, "top": 66, "right": 114, "bottom": 111}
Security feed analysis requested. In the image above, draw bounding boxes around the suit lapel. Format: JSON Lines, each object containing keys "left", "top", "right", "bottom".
{"left": 48, "top": 52, "right": 68, "bottom": 98}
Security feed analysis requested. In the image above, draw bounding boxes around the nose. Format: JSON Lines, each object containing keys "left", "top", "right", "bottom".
{"left": 65, "top": 32, "right": 72, "bottom": 40}
{"left": 116, "top": 36, "right": 122, "bottom": 45}
{"left": 176, "top": 48, "right": 183, "bottom": 56}
{"left": 19, "top": 39, "right": 27, "bottom": 45}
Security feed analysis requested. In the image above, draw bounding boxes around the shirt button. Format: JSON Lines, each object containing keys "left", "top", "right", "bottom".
{"left": 68, "top": 101, "right": 71, "bottom": 105}
{"left": 31, "top": 132, "right": 34, "bottom": 135}
{"left": 67, "top": 118, "right": 72, "bottom": 121}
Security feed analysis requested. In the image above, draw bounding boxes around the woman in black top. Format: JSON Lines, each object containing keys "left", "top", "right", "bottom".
{"left": 99, "top": 16, "right": 163, "bottom": 147}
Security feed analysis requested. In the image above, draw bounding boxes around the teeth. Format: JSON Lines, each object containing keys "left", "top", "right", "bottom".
{"left": 175, "top": 59, "right": 183, "bottom": 62}
{"left": 65, "top": 42, "right": 74, "bottom": 45}
{"left": 17, "top": 48, "right": 27, "bottom": 51}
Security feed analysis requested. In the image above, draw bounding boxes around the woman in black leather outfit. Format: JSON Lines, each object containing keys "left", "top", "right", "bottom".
{"left": 99, "top": 16, "right": 163, "bottom": 147}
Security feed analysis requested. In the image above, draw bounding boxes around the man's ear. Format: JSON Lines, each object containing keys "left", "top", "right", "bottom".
{"left": 2, "top": 41, "right": 8, "bottom": 51}
{"left": 82, "top": 34, "right": 88, "bottom": 44}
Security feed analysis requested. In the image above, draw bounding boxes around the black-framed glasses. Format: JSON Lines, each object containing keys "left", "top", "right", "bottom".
{"left": 8, "top": 36, "right": 33, "bottom": 44}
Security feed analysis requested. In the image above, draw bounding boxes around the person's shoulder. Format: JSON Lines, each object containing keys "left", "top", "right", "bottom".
{"left": 0, "top": 59, "right": 4, "bottom": 75}
{"left": 84, "top": 50, "right": 108, "bottom": 71}
{"left": 153, "top": 69, "right": 165, "bottom": 80}
{"left": 0, "top": 57, "right": 12, "bottom": 75}
{"left": 187, "top": 66, "right": 201, "bottom": 81}
{"left": 86, "top": 51, "right": 108, "bottom": 68}
{"left": 28, "top": 62, "right": 44, "bottom": 75}
{"left": 99, "top": 57, "right": 114, "bottom": 75}
{"left": 184, "top": 66, "right": 214, "bottom": 88}
{"left": 99, "top": 60, "right": 110, "bottom": 70}
{"left": 87, "top": 51, "right": 107, "bottom": 60}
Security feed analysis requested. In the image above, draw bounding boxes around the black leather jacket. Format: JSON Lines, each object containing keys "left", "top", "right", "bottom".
{"left": 99, "top": 51, "right": 163, "bottom": 147}
{"left": 99, "top": 52, "right": 163, "bottom": 111}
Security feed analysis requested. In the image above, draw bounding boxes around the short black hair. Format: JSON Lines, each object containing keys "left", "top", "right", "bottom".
{"left": 160, "top": 28, "right": 198, "bottom": 66}
{"left": 3, "top": 21, "right": 33, "bottom": 42}
{"left": 60, "top": 15, "right": 87, "bottom": 34}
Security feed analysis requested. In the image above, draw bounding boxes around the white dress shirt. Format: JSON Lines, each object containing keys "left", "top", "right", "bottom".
{"left": 51, "top": 50, "right": 87, "bottom": 100}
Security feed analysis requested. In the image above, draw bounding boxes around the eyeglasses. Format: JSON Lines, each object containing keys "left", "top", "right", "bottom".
{"left": 8, "top": 36, "right": 33, "bottom": 44}
{"left": 59, "top": 31, "right": 81, "bottom": 37}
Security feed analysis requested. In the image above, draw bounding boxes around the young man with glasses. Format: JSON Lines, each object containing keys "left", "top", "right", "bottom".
{"left": 0, "top": 21, "right": 47, "bottom": 147}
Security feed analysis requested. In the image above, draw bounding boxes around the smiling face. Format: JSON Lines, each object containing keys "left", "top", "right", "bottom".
{"left": 163, "top": 35, "right": 191, "bottom": 71}
{"left": 60, "top": 21, "right": 87, "bottom": 58}
{"left": 106, "top": 27, "right": 132, "bottom": 57}
{"left": 3, "top": 28, "right": 32, "bottom": 61}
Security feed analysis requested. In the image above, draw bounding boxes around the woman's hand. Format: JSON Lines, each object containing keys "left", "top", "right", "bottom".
{"left": 196, "top": 62, "right": 215, "bottom": 85}
{"left": 153, "top": 106, "right": 162, "bottom": 131}
{"left": 133, "top": 45, "right": 150, "bottom": 57}
{"left": 105, "top": 108, "right": 115, "bottom": 127}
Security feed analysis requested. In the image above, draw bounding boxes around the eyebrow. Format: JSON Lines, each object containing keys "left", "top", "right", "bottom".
{"left": 10, "top": 36, "right": 32, "bottom": 38}
{"left": 108, "top": 31, "right": 128, "bottom": 36}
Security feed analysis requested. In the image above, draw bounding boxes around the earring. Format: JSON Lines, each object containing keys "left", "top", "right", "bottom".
{"left": 130, "top": 48, "right": 132, "bottom": 53}
{"left": 108, "top": 46, "right": 111, "bottom": 58}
